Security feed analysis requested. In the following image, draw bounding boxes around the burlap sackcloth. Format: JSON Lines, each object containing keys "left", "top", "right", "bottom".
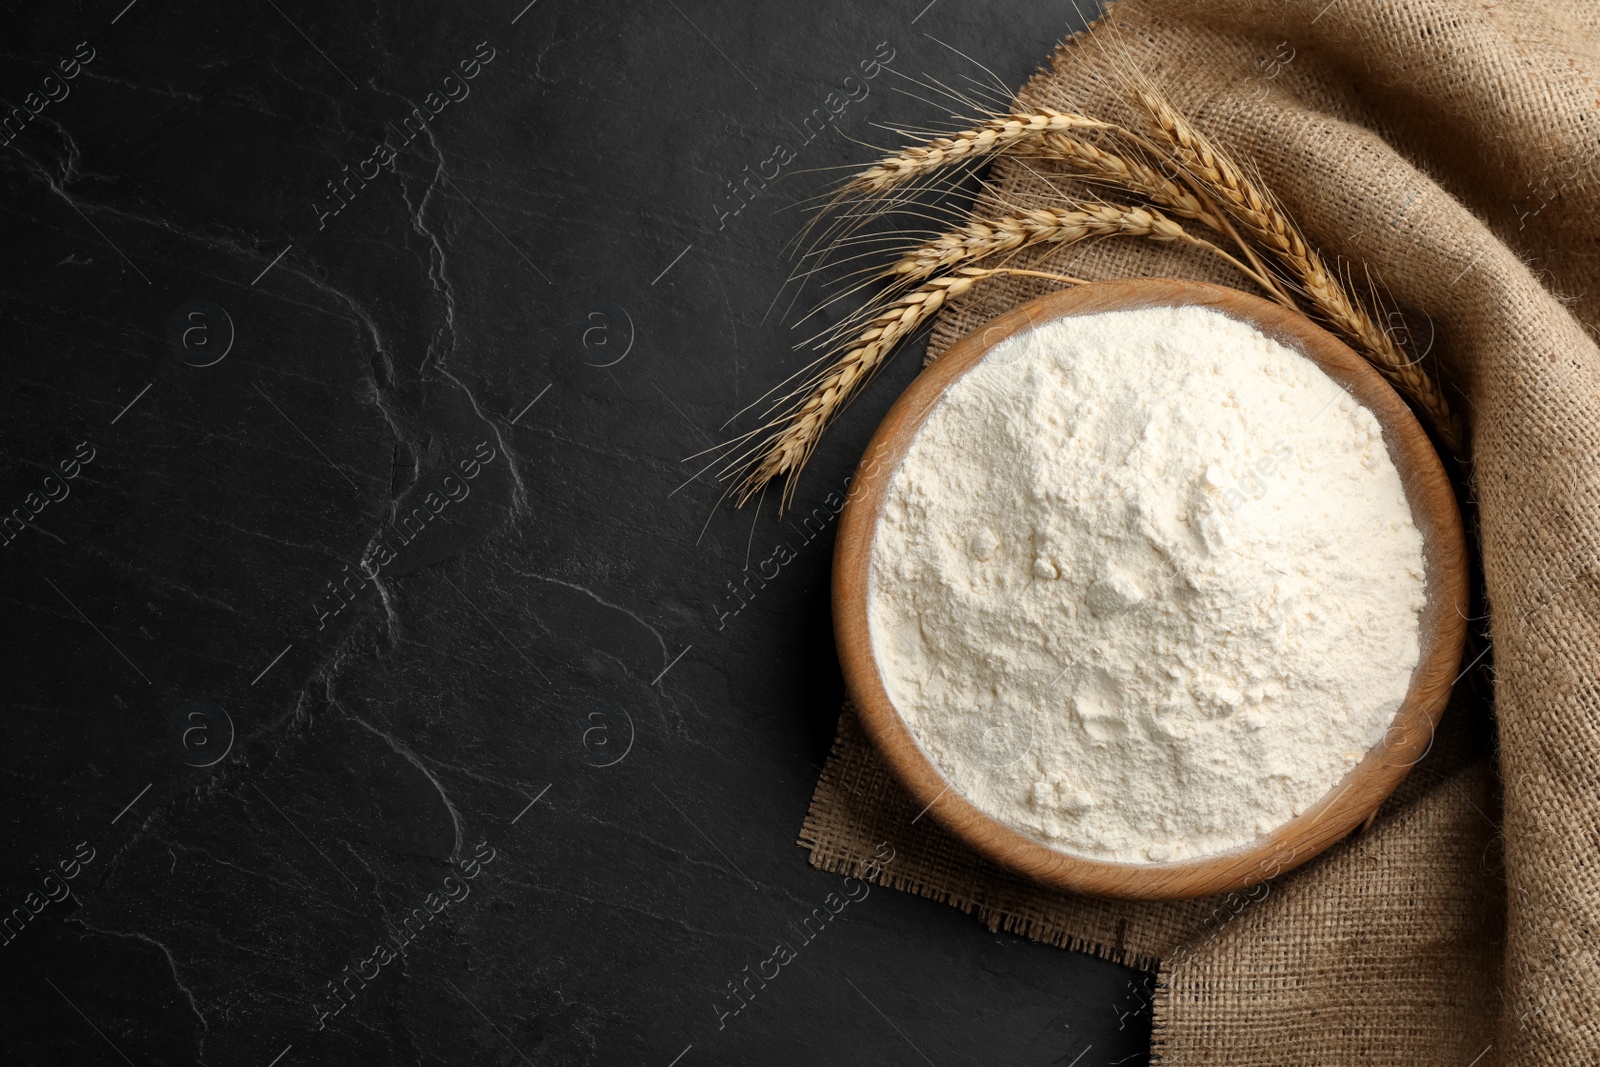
{"left": 797, "top": 1, "right": 1600, "bottom": 1063}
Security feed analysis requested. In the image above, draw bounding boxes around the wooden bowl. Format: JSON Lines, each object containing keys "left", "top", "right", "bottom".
{"left": 833, "top": 278, "right": 1469, "bottom": 901}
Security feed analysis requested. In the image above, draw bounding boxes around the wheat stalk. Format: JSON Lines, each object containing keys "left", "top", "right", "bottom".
{"left": 841, "top": 110, "right": 1119, "bottom": 196}
{"left": 1016, "top": 132, "right": 1294, "bottom": 305}
{"left": 833, "top": 104, "right": 1300, "bottom": 305}
{"left": 1135, "top": 89, "right": 1462, "bottom": 448}
{"left": 739, "top": 206, "right": 1271, "bottom": 506}
{"left": 857, "top": 118, "right": 1295, "bottom": 308}
{"left": 732, "top": 266, "right": 1084, "bottom": 506}
{"left": 1019, "top": 132, "right": 1220, "bottom": 227}
{"left": 732, "top": 88, "right": 1462, "bottom": 508}
{"left": 884, "top": 203, "right": 1266, "bottom": 288}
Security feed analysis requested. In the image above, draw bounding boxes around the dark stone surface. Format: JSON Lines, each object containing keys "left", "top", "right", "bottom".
{"left": 0, "top": 0, "right": 1153, "bottom": 1063}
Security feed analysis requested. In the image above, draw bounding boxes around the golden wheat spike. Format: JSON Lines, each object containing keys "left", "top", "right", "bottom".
{"left": 1134, "top": 89, "right": 1462, "bottom": 448}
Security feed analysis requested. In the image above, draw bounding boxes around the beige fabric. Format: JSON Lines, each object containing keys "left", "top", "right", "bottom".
{"left": 799, "top": 1, "right": 1600, "bottom": 1061}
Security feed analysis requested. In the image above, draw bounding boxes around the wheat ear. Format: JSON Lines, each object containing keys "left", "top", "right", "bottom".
{"left": 734, "top": 267, "right": 1083, "bottom": 506}
{"left": 884, "top": 203, "right": 1270, "bottom": 290}
{"left": 1135, "top": 90, "right": 1462, "bottom": 448}
{"left": 1019, "top": 133, "right": 1220, "bottom": 227}
{"left": 841, "top": 110, "right": 1119, "bottom": 196}
{"left": 1013, "top": 132, "right": 1293, "bottom": 304}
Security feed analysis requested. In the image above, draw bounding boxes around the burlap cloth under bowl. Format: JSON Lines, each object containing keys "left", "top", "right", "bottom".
{"left": 798, "top": 2, "right": 1600, "bottom": 1063}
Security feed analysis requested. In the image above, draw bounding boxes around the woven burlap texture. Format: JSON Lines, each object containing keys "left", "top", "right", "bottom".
{"left": 797, "top": 1, "right": 1600, "bottom": 1063}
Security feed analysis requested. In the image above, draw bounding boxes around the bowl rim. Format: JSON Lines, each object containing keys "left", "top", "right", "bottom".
{"left": 831, "top": 277, "right": 1470, "bottom": 901}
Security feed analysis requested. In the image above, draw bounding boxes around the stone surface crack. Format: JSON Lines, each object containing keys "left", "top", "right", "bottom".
{"left": 410, "top": 125, "right": 459, "bottom": 366}
{"left": 515, "top": 569, "right": 670, "bottom": 669}
{"left": 369, "top": 574, "right": 402, "bottom": 645}
{"left": 341, "top": 703, "right": 465, "bottom": 863}
{"left": 439, "top": 365, "right": 529, "bottom": 517}
{"left": 66, "top": 918, "right": 211, "bottom": 1065}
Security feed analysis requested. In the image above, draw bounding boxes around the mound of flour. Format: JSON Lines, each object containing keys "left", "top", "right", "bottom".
{"left": 867, "top": 304, "right": 1426, "bottom": 863}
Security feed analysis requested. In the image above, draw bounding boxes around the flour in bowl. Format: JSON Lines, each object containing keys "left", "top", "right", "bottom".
{"left": 866, "top": 304, "right": 1426, "bottom": 863}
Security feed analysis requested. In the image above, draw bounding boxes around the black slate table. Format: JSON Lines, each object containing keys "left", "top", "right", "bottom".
{"left": 0, "top": 0, "right": 1153, "bottom": 1063}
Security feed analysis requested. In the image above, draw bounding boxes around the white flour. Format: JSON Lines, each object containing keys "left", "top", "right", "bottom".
{"left": 867, "top": 305, "right": 1426, "bottom": 863}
